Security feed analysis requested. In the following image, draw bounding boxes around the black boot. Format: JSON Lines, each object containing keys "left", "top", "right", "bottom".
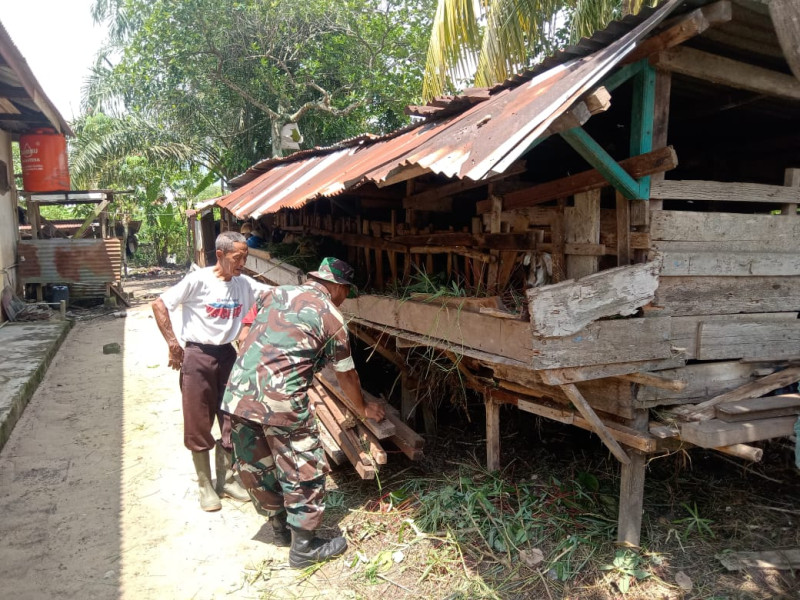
{"left": 270, "top": 512, "right": 291, "bottom": 547}
{"left": 288, "top": 527, "right": 347, "bottom": 569}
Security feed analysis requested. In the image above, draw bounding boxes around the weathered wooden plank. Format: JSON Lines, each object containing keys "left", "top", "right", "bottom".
{"left": 343, "top": 295, "right": 533, "bottom": 362}
{"left": 658, "top": 251, "right": 800, "bottom": 276}
{"left": 715, "top": 394, "right": 800, "bottom": 422}
{"left": 718, "top": 549, "right": 800, "bottom": 572}
{"left": 617, "top": 371, "right": 687, "bottom": 391}
{"left": 527, "top": 261, "right": 660, "bottom": 337}
{"left": 680, "top": 416, "right": 797, "bottom": 448}
{"left": 669, "top": 313, "right": 798, "bottom": 359}
{"left": 530, "top": 317, "right": 672, "bottom": 370}
{"left": 315, "top": 368, "right": 396, "bottom": 439}
{"left": 654, "top": 276, "right": 800, "bottom": 316}
{"left": 650, "top": 180, "right": 800, "bottom": 203}
{"left": 634, "top": 361, "right": 781, "bottom": 407}
{"left": 385, "top": 405, "right": 425, "bottom": 449}
{"left": 245, "top": 250, "right": 305, "bottom": 286}
{"left": 316, "top": 420, "right": 347, "bottom": 465}
{"left": 677, "top": 366, "right": 800, "bottom": 421}
{"left": 651, "top": 46, "right": 800, "bottom": 101}
{"left": 650, "top": 210, "right": 800, "bottom": 243}
{"left": 697, "top": 321, "right": 800, "bottom": 361}
{"left": 538, "top": 356, "right": 684, "bottom": 386}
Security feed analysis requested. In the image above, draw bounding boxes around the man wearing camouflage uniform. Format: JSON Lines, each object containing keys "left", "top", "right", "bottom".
{"left": 221, "top": 257, "right": 385, "bottom": 568}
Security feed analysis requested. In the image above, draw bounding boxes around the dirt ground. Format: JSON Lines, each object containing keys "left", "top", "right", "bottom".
{"left": 0, "top": 272, "right": 354, "bottom": 600}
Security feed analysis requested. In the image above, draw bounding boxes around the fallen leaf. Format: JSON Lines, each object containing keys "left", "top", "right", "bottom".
{"left": 675, "top": 570, "right": 693, "bottom": 591}
{"left": 520, "top": 548, "right": 545, "bottom": 568}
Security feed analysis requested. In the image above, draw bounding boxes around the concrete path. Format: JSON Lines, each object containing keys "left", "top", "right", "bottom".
{"left": 0, "top": 319, "right": 72, "bottom": 452}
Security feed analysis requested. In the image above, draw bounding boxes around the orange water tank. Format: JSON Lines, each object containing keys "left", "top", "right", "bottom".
{"left": 20, "top": 128, "right": 71, "bottom": 192}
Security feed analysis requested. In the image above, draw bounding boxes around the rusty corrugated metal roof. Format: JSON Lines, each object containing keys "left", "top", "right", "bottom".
{"left": 219, "top": 0, "right": 683, "bottom": 219}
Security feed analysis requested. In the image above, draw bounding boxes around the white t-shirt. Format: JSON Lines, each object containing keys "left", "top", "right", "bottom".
{"left": 160, "top": 267, "right": 271, "bottom": 346}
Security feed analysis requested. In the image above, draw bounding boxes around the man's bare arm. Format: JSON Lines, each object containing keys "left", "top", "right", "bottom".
{"left": 151, "top": 298, "right": 184, "bottom": 370}
{"left": 335, "top": 368, "right": 386, "bottom": 422}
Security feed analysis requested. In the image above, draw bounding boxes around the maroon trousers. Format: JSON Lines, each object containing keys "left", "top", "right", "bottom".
{"left": 179, "top": 342, "right": 237, "bottom": 452}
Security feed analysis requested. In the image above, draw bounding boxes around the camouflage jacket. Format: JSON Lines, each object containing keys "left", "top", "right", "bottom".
{"left": 221, "top": 280, "right": 355, "bottom": 426}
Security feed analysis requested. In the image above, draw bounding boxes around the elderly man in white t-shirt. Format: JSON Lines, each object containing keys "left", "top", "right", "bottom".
{"left": 152, "top": 231, "right": 271, "bottom": 511}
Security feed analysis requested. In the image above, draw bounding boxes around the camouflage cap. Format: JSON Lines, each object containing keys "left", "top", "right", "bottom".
{"left": 308, "top": 257, "right": 356, "bottom": 291}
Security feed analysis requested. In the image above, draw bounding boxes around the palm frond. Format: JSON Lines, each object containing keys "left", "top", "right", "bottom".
{"left": 422, "top": 0, "right": 483, "bottom": 100}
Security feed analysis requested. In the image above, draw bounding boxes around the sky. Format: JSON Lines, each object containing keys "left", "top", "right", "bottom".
{"left": 3, "top": 0, "right": 105, "bottom": 121}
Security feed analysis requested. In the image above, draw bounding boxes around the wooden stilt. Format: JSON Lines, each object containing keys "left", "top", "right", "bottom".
{"left": 485, "top": 394, "right": 501, "bottom": 471}
{"left": 617, "top": 409, "right": 649, "bottom": 548}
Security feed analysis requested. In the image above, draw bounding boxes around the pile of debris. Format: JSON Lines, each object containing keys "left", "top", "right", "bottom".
{"left": 310, "top": 368, "right": 424, "bottom": 479}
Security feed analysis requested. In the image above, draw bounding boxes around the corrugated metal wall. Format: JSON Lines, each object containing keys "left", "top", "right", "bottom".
{"left": 18, "top": 238, "right": 122, "bottom": 298}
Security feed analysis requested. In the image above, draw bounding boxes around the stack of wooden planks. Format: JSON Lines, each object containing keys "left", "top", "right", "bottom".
{"left": 663, "top": 366, "right": 800, "bottom": 450}
{"left": 311, "top": 368, "right": 425, "bottom": 479}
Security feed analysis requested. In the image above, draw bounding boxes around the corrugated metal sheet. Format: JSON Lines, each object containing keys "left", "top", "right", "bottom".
{"left": 218, "top": 0, "right": 682, "bottom": 219}
{"left": 18, "top": 239, "right": 122, "bottom": 297}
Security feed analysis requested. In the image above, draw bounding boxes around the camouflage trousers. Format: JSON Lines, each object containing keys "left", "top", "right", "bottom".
{"left": 229, "top": 414, "right": 330, "bottom": 531}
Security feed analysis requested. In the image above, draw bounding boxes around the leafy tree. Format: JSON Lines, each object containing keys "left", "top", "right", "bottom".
{"left": 86, "top": 0, "right": 436, "bottom": 180}
{"left": 422, "top": 0, "right": 652, "bottom": 100}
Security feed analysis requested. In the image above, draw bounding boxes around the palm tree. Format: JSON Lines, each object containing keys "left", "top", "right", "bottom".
{"left": 422, "top": 0, "right": 651, "bottom": 101}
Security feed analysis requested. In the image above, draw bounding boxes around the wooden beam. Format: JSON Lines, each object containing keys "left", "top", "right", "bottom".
{"left": 617, "top": 372, "right": 687, "bottom": 392}
{"left": 493, "top": 390, "right": 657, "bottom": 452}
{"left": 651, "top": 46, "right": 800, "bottom": 101}
{"left": 622, "top": 1, "right": 732, "bottom": 65}
{"left": 560, "top": 384, "right": 631, "bottom": 465}
{"left": 629, "top": 62, "right": 657, "bottom": 198}
{"left": 73, "top": 199, "right": 110, "bottom": 239}
{"left": 401, "top": 161, "right": 526, "bottom": 210}
{"left": 560, "top": 127, "right": 645, "bottom": 200}
{"left": 769, "top": 0, "right": 800, "bottom": 81}
{"left": 480, "top": 146, "right": 678, "bottom": 213}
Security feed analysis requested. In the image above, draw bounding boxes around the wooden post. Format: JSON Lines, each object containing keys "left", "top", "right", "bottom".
{"left": 487, "top": 195, "right": 502, "bottom": 294}
{"left": 617, "top": 409, "right": 649, "bottom": 548}
{"left": 29, "top": 200, "right": 41, "bottom": 239}
{"left": 616, "top": 191, "right": 631, "bottom": 266}
{"left": 485, "top": 394, "right": 501, "bottom": 471}
{"left": 389, "top": 209, "right": 398, "bottom": 284}
{"left": 783, "top": 168, "right": 799, "bottom": 216}
{"left": 400, "top": 373, "right": 417, "bottom": 422}
{"left": 566, "top": 189, "right": 601, "bottom": 279}
{"left": 632, "top": 67, "right": 667, "bottom": 261}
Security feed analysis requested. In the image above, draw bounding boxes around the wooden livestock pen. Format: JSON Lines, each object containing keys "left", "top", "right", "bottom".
{"left": 210, "top": 0, "right": 800, "bottom": 547}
